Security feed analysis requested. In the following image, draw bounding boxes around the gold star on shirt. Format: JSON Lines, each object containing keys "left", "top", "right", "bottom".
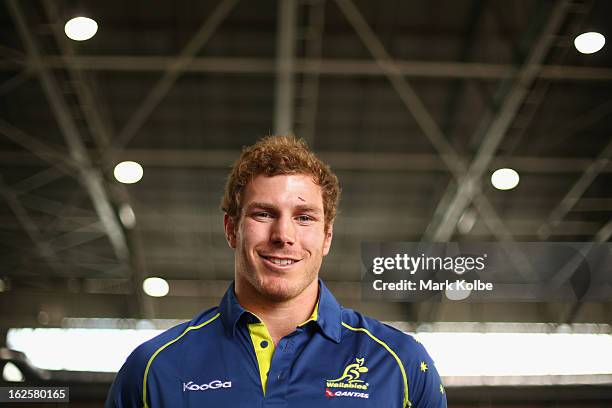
{"left": 420, "top": 361, "right": 428, "bottom": 372}
{"left": 439, "top": 384, "right": 445, "bottom": 394}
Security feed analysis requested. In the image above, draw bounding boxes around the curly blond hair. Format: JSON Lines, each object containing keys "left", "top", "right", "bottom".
{"left": 221, "top": 135, "right": 340, "bottom": 231}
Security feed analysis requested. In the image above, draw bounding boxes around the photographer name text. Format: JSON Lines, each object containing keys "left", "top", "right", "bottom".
{"left": 373, "top": 279, "right": 493, "bottom": 292}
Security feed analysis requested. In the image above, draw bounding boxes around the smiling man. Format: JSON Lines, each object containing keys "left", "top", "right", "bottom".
{"left": 106, "top": 135, "right": 447, "bottom": 407}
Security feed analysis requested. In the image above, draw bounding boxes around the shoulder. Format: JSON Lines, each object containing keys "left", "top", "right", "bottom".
{"left": 340, "top": 308, "right": 422, "bottom": 355}
{"left": 340, "top": 308, "right": 432, "bottom": 372}
{"left": 340, "top": 308, "right": 447, "bottom": 408}
{"left": 105, "top": 307, "right": 221, "bottom": 408}
{"left": 133, "top": 306, "right": 221, "bottom": 366}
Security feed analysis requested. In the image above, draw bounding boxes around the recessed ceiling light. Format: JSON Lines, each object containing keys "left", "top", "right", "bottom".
{"left": 574, "top": 32, "right": 605, "bottom": 54}
{"left": 118, "top": 204, "right": 136, "bottom": 229}
{"left": 2, "top": 362, "right": 24, "bottom": 382}
{"left": 445, "top": 282, "right": 471, "bottom": 301}
{"left": 142, "top": 277, "right": 169, "bottom": 298}
{"left": 113, "top": 161, "right": 143, "bottom": 184}
{"left": 491, "top": 168, "right": 520, "bottom": 190}
{"left": 64, "top": 17, "right": 98, "bottom": 41}
{"left": 457, "top": 209, "right": 477, "bottom": 235}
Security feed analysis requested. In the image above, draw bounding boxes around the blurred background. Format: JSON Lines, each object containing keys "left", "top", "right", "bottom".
{"left": 0, "top": 0, "right": 611, "bottom": 406}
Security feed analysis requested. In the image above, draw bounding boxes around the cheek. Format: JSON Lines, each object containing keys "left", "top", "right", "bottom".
{"left": 302, "top": 229, "right": 328, "bottom": 252}
{"left": 239, "top": 221, "right": 269, "bottom": 248}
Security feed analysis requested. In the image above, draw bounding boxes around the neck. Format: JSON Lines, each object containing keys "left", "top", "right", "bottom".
{"left": 235, "top": 279, "right": 319, "bottom": 345}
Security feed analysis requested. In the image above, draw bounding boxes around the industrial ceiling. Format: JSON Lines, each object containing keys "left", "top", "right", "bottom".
{"left": 0, "top": 0, "right": 610, "bottom": 329}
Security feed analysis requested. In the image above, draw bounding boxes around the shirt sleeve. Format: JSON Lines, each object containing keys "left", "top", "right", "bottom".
{"left": 404, "top": 338, "right": 447, "bottom": 408}
{"left": 105, "top": 346, "right": 147, "bottom": 408}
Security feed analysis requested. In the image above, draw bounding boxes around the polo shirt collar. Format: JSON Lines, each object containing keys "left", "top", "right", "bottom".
{"left": 219, "top": 278, "right": 342, "bottom": 343}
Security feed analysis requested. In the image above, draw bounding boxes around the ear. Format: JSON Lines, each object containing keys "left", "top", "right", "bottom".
{"left": 223, "top": 213, "right": 237, "bottom": 249}
{"left": 322, "top": 223, "right": 334, "bottom": 256}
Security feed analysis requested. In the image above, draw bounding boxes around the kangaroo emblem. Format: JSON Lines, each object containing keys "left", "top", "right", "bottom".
{"left": 330, "top": 358, "right": 369, "bottom": 383}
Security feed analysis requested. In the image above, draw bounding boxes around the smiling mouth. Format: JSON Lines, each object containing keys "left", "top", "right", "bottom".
{"left": 260, "top": 255, "right": 301, "bottom": 267}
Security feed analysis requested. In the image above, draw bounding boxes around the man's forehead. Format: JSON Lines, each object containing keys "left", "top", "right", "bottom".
{"left": 242, "top": 174, "right": 324, "bottom": 207}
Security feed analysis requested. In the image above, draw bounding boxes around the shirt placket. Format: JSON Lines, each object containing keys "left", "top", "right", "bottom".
{"left": 262, "top": 328, "right": 311, "bottom": 407}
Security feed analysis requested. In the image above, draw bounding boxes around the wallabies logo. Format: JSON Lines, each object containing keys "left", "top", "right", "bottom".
{"left": 329, "top": 358, "right": 369, "bottom": 383}
{"left": 325, "top": 357, "right": 371, "bottom": 398}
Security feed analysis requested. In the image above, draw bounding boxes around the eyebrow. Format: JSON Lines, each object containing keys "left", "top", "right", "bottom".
{"left": 294, "top": 204, "right": 322, "bottom": 214}
{"left": 245, "top": 202, "right": 323, "bottom": 214}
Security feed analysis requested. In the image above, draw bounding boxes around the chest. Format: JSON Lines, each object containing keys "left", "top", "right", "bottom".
{"left": 145, "top": 336, "right": 406, "bottom": 408}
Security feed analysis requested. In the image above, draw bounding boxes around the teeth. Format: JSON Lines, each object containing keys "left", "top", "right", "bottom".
{"left": 268, "top": 258, "right": 295, "bottom": 266}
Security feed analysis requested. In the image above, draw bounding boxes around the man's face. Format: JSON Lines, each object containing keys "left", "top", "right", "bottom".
{"left": 224, "top": 174, "right": 333, "bottom": 302}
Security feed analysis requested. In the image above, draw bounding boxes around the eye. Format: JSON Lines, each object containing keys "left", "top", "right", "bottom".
{"left": 296, "top": 215, "right": 314, "bottom": 222}
{"left": 253, "top": 211, "right": 272, "bottom": 219}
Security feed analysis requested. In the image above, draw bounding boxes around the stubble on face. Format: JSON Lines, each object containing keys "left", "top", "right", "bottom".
{"left": 235, "top": 242, "right": 320, "bottom": 303}
{"left": 229, "top": 174, "right": 332, "bottom": 304}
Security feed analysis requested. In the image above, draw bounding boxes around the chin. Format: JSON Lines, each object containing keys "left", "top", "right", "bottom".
{"left": 255, "top": 273, "right": 315, "bottom": 302}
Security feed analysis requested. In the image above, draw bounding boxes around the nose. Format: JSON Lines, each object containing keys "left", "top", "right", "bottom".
{"left": 270, "top": 215, "right": 295, "bottom": 246}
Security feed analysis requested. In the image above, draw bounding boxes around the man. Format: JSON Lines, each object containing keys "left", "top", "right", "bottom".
{"left": 106, "top": 135, "right": 447, "bottom": 407}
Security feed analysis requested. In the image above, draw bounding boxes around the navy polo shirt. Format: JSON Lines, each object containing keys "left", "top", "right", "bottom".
{"left": 106, "top": 279, "right": 447, "bottom": 407}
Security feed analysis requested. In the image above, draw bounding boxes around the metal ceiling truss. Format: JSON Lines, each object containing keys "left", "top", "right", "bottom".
{"left": 0, "top": 69, "right": 32, "bottom": 97}
{"left": 10, "top": 165, "right": 69, "bottom": 195}
{"left": 40, "top": 0, "right": 155, "bottom": 319}
{"left": 0, "top": 44, "right": 24, "bottom": 63}
{"left": 0, "top": 118, "right": 76, "bottom": 171}
{"left": 558, "top": 215, "right": 612, "bottom": 325}
{"left": 295, "top": 0, "right": 326, "bottom": 146}
{"left": 335, "top": 0, "right": 467, "bottom": 177}
{"left": 0, "top": 174, "right": 65, "bottom": 276}
{"left": 2, "top": 148, "right": 610, "bottom": 174}
{"left": 539, "top": 138, "right": 612, "bottom": 239}
{"left": 104, "top": 0, "right": 240, "bottom": 165}
{"left": 441, "top": 0, "right": 487, "bottom": 138}
{"left": 503, "top": 0, "right": 594, "bottom": 155}
{"left": 594, "top": 218, "right": 612, "bottom": 243}
{"left": 1, "top": 0, "right": 609, "bottom": 329}
{"left": 3, "top": 0, "right": 240, "bottom": 319}
{"left": 274, "top": 0, "right": 298, "bottom": 134}
{"left": 7, "top": 0, "right": 128, "bottom": 259}
{"left": 5, "top": 0, "right": 147, "bottom": 318}
{"left": 5, "top": 55, "right": 612, "bottom": 81}
{"left": 333, "top": 0, "right": 530, "bottom": 260}
{"left": 27, "top": 0, "right": 270, "bottom": 319}
{"left": 424, "top": 0, "right": 571, "bottom": 242}
{"left": 332, "top": 0, "right": 552, "bottom": 324}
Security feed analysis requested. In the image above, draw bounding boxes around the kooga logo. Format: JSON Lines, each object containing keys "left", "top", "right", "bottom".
{"left": 183, "top": 380, "right": 232, "bottom": 392}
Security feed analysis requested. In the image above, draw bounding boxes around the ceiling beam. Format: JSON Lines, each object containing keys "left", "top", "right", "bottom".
{"left": 425, "top": 0, "right": 571, "bottom": 242}
{"left": 7, "top": 0, "right": 129, "bottom": 263}
{"left": 332, "top": 1, "right": 559, "bottom": 327}
{"left": 42, "top": 0, "right": 114, "bottom": 154}
{"left": 295, "top": 0, "right": 326, "bottom": 146}
{"left": 2, "top": 149, "right": 611, "bottom": 173}
{"left": 539, "top": 138, "right": 612, "bottom": 238}
{"left": 0, "top": 69, "right": 31, "bottom": 97}
{"left": 558, "top": 214, "right": 611, "bottom": 325}
{"left": 502, "top": 1, "right": 593, "bottom": 155}
{"left": 41, "top": 0, "right": 155, "bottom": 319}
{"left": 5, "top": 56, "right": 609, "bottom": 81}
{"left": 0, "top": 44, "right": 24, "bottom": 63}
{"left": 441, "top": 0, "right": 487, "bottom": 137}
{"left": 594, "top": 219, "right": 612, "bottom": 243}
{"left": 335, "top": 0, "right": 466, "bottom": 177}
{"left": 0, "top": 118, "right": 75, "bottom": 171}
{"left": 274, "top": 0, "right": 298, "bottom": 134}
{"left": 10, "top": 165, "right": 68, "bottom": 195}
{"left": 0, "top": 174, "right": 64, "bottom": 274}
{"left": 105, "top": 0, "right": 239, "bottom": 163}
{"left": 333, "top": 0, "right": 530, "bottom": 275}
